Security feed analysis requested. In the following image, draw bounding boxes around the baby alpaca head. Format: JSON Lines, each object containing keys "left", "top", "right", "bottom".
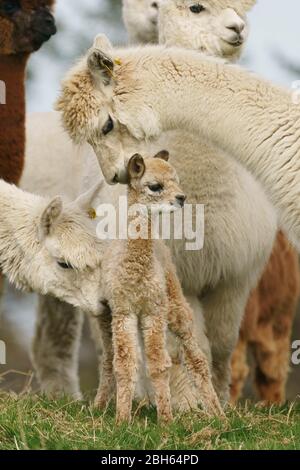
{"left": 0, "top": 0, "right": 56, "bottom": 54}
{"left": 159, "top": 0, "right": 255, "bottom": 61}
{"left": 123, "top": 0, "right": 160, "bottom": 44}
{"left": 127, "top": 151, "right": 186, "bottom": 212}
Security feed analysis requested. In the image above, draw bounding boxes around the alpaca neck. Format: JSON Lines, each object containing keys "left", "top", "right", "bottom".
{"left": 126, "top": 190, "right": 153, "bottom": 259}
{"left": 145, "top": 49, "right": 300, "bottom": 241}
{"left": 0, "top": 54, "right": 28, "bottom": 184}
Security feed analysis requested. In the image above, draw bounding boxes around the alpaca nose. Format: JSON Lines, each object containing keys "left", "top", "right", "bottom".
{"left": 32, "top": 9, "right": 57, "bottom": 39}
{"left": 152, "top": 2, "right": 159, "bottom": 9}
{"left": 227, "top": 21, "right": 245, "bottom": 35}
{"left": 176, "top": 194, "right": 186, "bottom": 207}
{"left": 112, "top": 169, "right": 129, "bottom": 185}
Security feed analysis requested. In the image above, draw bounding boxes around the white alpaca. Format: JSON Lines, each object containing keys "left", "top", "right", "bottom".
{"left": 123, "top": 0, "right": 160, "bottom": 44}
{"left": 58, "top": 35, "right": 300, "bottom": 245}
{"left": 57, "top": 2, "right": 279, "bottom": 404}
{"left": 0, "top": 180, "right": 104, "bottom": 311}
{"left": 22, "top": 0, "right": 276, "bottom": 405}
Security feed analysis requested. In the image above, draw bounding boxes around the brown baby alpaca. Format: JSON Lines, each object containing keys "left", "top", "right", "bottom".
{"left": 231, "top": 231, "right": 300, "bottom": 403}
{"left": 94, "top": 151, "right": 223, "bottom": 424}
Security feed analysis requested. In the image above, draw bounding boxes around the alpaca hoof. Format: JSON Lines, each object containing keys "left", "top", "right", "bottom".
{"left": 94, "top": 395, "right": 110, "bottom": 410}
{"left": 115, "top": 413, "right": 131, "bottom": 426}
{"left": 158, "top": 412, "right": 173, "bottom": 425}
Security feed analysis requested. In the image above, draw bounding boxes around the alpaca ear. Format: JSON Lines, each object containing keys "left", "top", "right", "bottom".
{"left": 128, "top": 154, "right": 146, "bottom": 180}
{"left": 71, "top": 181, "right": 105, "bottom": 212}
{"left": 88, "top": 34, "right": 115, "bottom": 86}
{"left": 39, "top": 197, "right": 63, "bottom": 239}
{"left": 154, "top": 150, "right": 169, "bottom": 162}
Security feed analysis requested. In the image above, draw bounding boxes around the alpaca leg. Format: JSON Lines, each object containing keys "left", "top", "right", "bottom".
{"left": 93, "top": 305, "right": 116, "bottom": 409}
{"left": 141, "top": 311, "right": 173, "bottom": 424}
{"left": 252, "top": 317, "right": 294, "bottom": 404}
{"left": 166, "top": 272, "right": 223, "bottom": 416}
{"left": 230, "top": 336, "right": 249, "bottom": 404}
{"left": 168, "top": 295, "right": 212, "bottom": 412}
{"left": 112, "top": 312, "right": 138, "bottom": 424}
{"left": 202, "top": 281, "right": 249, "bottom": 405}
{"left": 32, "top": 294, "right": 83, "bottom": 399}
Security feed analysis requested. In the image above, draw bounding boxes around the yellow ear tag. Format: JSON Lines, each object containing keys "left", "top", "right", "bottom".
{"left": 114, "top": 57, "right": 122, "bottom": 66}
{"left": 88, "top": 208, "right": 97, "bottom": 220}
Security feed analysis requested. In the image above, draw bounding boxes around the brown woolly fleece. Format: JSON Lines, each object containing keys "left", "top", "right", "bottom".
{"left": 0, "top": 0, "right": 56, "bottom": 184}
{"left": 231, "top": 231, "right": 300, "bottom": 403}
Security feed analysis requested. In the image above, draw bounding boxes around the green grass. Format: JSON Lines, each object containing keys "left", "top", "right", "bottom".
{"left": 0, "top": 392, "right": 299, "bottom": 450}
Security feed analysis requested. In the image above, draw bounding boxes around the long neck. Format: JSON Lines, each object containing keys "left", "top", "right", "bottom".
{"left": 0, "top": 54, "right": 28, "bottom": 184}
{"left": 126, "top": 190, "right": 153, "bottom": 259}
{"left": 145, "top": 50, "right": 300, "bottom": 245}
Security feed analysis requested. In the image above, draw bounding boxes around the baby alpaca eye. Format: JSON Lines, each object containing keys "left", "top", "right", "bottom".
{"left": 2, "top": 0, "right": 20, "bottom": 15}
{"left": 148, "top": 183, "right": 164, "bottom": 193}
{"left": 102, "top": 116, "right": 114, "bottom": 135}
{"left": 189, "top": 4, "right": 205, "bottom": 14}
{"left": 57, "top": 261, "right": 74, "bottom": 270}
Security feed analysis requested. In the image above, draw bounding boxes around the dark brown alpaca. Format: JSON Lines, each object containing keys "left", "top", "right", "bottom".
{"left": 231, "top": 231, "right": 300, "bottom": 404}
{"left": 0, "top": 0, "right": 56, "bottom": 184}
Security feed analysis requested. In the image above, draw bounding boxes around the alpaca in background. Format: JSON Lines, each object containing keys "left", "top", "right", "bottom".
{"left": 0, "top": 0, "right": 56, "bottom": 185}
{"left": 122, "top": 0, "right": 160, "bottom": 44}
{"left": 231, "top": 231, "right": 300, "bottom": 403}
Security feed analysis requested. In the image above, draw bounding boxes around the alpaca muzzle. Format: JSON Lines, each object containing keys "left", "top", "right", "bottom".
{"left": 31, "top": 8, "right": 57, "bottom": 48}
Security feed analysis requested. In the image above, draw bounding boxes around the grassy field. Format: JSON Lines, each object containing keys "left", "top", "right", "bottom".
{"left": 0, "top": 392, "right": 299, "bottom": 450}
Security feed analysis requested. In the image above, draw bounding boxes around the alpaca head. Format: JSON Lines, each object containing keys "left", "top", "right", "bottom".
{"left": 56, "top": 36, "right": 191, "bottom": 184}
{"left": 159, "top": 0, "right": 256, "bottom": 61}
{"left": 122, "top": 0, "right": 161, "bottom": 44}
{"left": 0, "top": 0, "right": 56, "bottom": 54}
{"left": 2, "top": 181, "right": 105, "bottom": 314}
{"left": 127, "top": 151, "right": 186, "bottom": 211}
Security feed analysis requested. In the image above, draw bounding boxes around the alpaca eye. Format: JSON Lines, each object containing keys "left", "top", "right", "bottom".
{"left": 2, "top": 0, "right": 20, "bottom": 15}
{"left": 189, "top": 4, "right": 205, "bottom": 14}
{"left": 57, "top": 261, "right": 74, "bottom": 270}
{"left": 102, "top": 116, "right": 114, "bottom": 135}
{"left": 148, "top": 183, "right": 163, "bottom": 193}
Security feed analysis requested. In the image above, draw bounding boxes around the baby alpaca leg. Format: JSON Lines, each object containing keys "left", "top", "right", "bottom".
{"left": 112, "top": 311, "right": 139, "bottom": 424}
{"left": 93, "top": 303, "right": 116, "bottom": 409}
{"left": 166, "top": 272, "right": 223, "bottom": 416}
{"left": 32, "top": 295, "right": 83, "bottom": 399}
{"left": 141, "top": 310, "right": 173, "bottom": 424}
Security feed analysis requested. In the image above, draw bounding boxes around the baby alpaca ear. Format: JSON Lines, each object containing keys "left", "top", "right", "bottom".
{"left": 39, "top": 197, "right": 63, "bottom": 239}
{"left": 88, "top": 34, "right": 115, "bottom": 86}
{"left": 128, "top": 154, "right": 146, "bottom": 180}
{"left": 154, "top": 150, "right": 169, "bottom": 162}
